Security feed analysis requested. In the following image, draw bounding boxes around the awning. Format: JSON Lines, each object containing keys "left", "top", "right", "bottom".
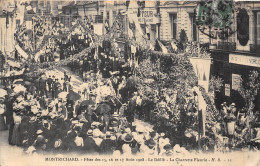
{"left": 15, "top": 44, "right": 29, "bottom": 59}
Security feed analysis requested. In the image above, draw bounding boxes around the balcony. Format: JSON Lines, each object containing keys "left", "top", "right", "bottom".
{"left": 250, "top": 44, "right": 260, "bottom": 53}
{"left": 216, "top": 42, "right": 236, "bottom": 51}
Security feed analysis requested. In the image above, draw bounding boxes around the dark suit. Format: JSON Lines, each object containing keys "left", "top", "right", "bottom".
{"left": 83, "top": 136, "right": 98, "bottom": 153}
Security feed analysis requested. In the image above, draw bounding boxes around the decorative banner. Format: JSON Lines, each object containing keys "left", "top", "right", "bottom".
{"left": 94, "top": 23, "right": 103, "bottom": 35}
{"left": 232, "top": 74, "right": 242, "bottom": 90}
{"left": 15, "top": 44, "right": 29, "bottom": 59}
{"left": 193, "top": 86, "right": 207, "bottom": 136}
{"left": 25, "top": 20, "right": 32, "bottom": 30}
{"left": 225, "top": 84, "right": 230, "bottom": 97}
{"left": 189, "top": 57, "right": 211, "bottom": 92}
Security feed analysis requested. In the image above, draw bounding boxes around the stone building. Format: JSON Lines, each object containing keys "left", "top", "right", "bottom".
{"left": 210, "top": 1, "right": 260, "bottom": 111}
{"left": 158, "top": 1, "right": 210, "bottom": 42}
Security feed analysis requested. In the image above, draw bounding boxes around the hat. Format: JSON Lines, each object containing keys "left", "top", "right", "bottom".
{"left": 93, "top": 129, "right": 102, "bottom": 138}
{"left": 113, "top": 112, "right": 119, "bottom": 117}
{"left": 124, "top": 128, "right": 131, "bottom": 134}
{"left": 87, "top": 129, "right": 93, "bottom": 136}
{"left": 146, "top": 139, "right": 156, "bottom": 149}
{"left": 43, "top": 120, "right": 48, "bottom": 124}
{"left": 110, "top": 135, "right": 116, "bottom": 141}
{"left": 173, "top": 144, "right": 182, "bottom": 153}
{"left": 136, "top": 125, "right": 145, "bottom": 133}
{"left": 122, "top": 133, "right": 133, "bottom": 143}
{"left": 0, "top": 97, "right": 5, "bottom": 102}
{"left": 231, "top": 103, "right": 236, "bottom": 106}
{"left": 160, "top": 133, "right": 165, "bottom": 137}
{"left": 163, "top": 144, "right": 172, "bottom": 151}
{"left": 135, "top": 135, "right": 144, "bottom": 144}
{"left": 36, "top": 129, "right": 43, "bottom": 135}
{"left": 106, "top": 131, "right": 112, "bottom": 138}
{"left": 72, "top": 120, "right": 79, "bottom": 124}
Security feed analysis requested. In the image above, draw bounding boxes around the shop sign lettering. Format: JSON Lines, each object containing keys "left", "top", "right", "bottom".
{"left": 229, "top": 54, "right": 260, "bottom": 68}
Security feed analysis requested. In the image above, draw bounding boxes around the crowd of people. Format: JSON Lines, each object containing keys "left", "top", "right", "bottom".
{"left": 0, "top": 68, "right": 192, "bottom": 156}
{"left": 211, "top": 102, "right": 260, "bottom": 150}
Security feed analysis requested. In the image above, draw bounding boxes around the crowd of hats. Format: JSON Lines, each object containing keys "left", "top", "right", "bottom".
{"left": 0, "top": 74, "right": 191, "bottom": 156}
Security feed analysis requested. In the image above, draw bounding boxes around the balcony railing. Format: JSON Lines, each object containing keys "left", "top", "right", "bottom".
{"left": 216, "top": 42, "right": 236, "bottom": 51}
{"left": 250, "top": 44, "right": 260, "bottom": 53}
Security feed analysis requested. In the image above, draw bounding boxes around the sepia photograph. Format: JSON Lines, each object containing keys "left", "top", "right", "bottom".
{"left": 0, "top": 0, "right": 259, "bottom": 165}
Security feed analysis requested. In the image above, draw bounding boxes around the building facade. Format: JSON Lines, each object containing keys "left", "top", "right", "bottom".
{"left": 210, "top": 2, "right": 260, "bottom": 111}
{"left": 158, "top": 1, "right": 209, "bottom": 42}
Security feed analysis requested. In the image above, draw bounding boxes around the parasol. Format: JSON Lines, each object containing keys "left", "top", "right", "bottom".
{"left": 0, "top": 89, "right": 7, "bottom": 98}
{"left": 58, "top": 91, "right": 68, "bottom": 99}
{"left": 96, "top": 103, "right": 112, "bottom": 115}
{"left": 67, "top": 90, "right": 81, "bottom": 102}
{"left": 13, "top": 85, "right": 27, "bottom": 93}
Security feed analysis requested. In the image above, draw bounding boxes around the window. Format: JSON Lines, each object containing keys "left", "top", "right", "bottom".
{"left": 151, "top": 24, "right": 156, "bottom": 41}
{"left": 107, "top": 11, "right": 109, "bottom": 20}
{"left": 170, "top": 13, "right": 177, "bottom": 39}
{"left": 113, "top": 11, "right": 117, "bottom": 19}
{"left": 140, "top": 24, "right": 146, "bottom": 34}
{"left": 189, "top": 13, "right": 197, "bottom": 41}
{"left": 257, "top": 12, "right": 260, "bottom": 44}
{"left": 228, "top": 16, "right": 236, "bottom": 43}
{"left": 95, "top": 12, "right": 103, "bottom": 23}
{"left": 237, "top": 9, "right": 249, "bottom": 46}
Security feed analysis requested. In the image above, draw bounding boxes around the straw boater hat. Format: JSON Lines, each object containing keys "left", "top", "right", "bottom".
{"left": 93, "top": 129, "right": 102, "bottom": 138}
{"left": 36, "top": 129, "right": 43, "bottom": 135}
{"left": 173, "top": 144, "right": 182, "bottom": 153}
{"left": 135, "top": 135, "right": 144, "bottom": 144}
{"left": 122, "top": 133, "right": 133, "bottom": 143}
{"left": 124, "top": 128, "right": 131, "bottom": 134}
{"left": 87, "top": 129, "right": 93, "bottom": 136}
{"left": 105, "top": 131, "right": 112, "bottom": 139}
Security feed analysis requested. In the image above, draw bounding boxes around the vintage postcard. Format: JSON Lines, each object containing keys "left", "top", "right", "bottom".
{"left": 0, "top": 0, "right": 259, "bottom": 166}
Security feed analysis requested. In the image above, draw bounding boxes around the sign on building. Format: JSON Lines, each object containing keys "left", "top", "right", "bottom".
{"left": 229, "top": 54, "right": 260, "bottom": 68}
{"left": 225, "top": 84, "right": 230, "bottom": 97}
{"left": 130, "top": 8, "right": 159, "bottom": 24}
{"left": 232, "top": 74, "right": 242, "bottom": 90}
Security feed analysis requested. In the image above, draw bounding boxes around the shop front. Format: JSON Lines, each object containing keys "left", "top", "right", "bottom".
{"left": 211, "top": 51, "right": 260, "bottom": 112}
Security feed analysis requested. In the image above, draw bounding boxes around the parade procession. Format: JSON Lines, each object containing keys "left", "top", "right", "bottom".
{"left": 0, "top": 0, "right": 260, "bottom": 159}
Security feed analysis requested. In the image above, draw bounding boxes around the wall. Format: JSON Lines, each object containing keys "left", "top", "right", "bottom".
{"left": 160, "top": 6, "right": 210, "bottom": 42}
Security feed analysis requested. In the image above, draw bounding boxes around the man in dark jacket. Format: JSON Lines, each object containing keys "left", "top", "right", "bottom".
{"left": 46, "top": 75, "right": 53, "bottom": 96}
{"left": 99, "top": 132, "right": 116, "bottom": 155}
{"left": 83, "top": 130, "right": 99, "bottom": 153}
{"left": 39, "top": 77, "right": 47, "bottom": 97}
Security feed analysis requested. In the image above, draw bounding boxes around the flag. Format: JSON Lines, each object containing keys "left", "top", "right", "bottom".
{"left": 157, "top": 40, "right": 168, "bottom": 53}
{"left": 189, "top": 57, "right": 211, "bottom": 92}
